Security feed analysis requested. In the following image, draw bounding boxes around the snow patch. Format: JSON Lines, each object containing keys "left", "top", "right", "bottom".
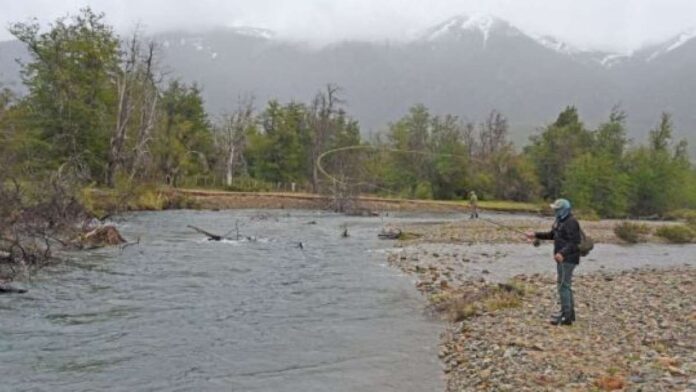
{"left": 421, "top": 13, "right": 501, "bottom": 46}
{"left": 647, "top": 29, "right": 696, "bottom": 61}
{"left": 666, "top": 29, "right": 696, "bottom": 52}
{"left": 230, "top": 26, "right": 276, "bottom": 40}
{"left": 599, "top": 52, "right": 632, "bottom": 68}
{"left": 532, "top": 35, "right": 582, "bottom": 55}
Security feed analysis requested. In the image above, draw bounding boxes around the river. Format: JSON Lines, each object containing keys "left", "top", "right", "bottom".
{"left": 0, "top": 210, "right": 447, "bottom": 392}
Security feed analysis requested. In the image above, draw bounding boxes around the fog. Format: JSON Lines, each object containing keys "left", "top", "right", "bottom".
{"left": 2, "top": 0, "right": 696, "bottom": 52}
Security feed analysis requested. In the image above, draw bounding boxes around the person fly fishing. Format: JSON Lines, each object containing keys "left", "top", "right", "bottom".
{"left": 526, "top": 199, "right": 582, "bottom": 326}
{"left": 468, "top": 191, "right": 479, "bottom": 219}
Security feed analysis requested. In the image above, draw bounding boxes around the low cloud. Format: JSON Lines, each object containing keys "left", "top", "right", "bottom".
{"left": 2, "top": 0, "right": 696, "bottom": 52}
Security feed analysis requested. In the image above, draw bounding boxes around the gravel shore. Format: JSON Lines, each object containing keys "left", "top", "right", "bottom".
{"left": 386, "top": 217, "right": 696, "bottom": 391}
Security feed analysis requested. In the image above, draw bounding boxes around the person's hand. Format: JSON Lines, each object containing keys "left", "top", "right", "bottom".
{"left": 554, "top": 253, "right": 564, "bottom": 263}
{"left": 525, "top": 231, "right": 536, "bottom": 241}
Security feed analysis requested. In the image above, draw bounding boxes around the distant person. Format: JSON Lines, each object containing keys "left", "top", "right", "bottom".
{"left": 468, "top": 191, "right": 479, "bottom": 219}
{"left": 526, "top": 199, "right": 582, "bottom": 326}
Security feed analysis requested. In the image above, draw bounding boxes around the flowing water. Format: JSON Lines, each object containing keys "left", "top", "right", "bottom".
{"left": 0, "top": 210, "right": 448, "bottom": 392}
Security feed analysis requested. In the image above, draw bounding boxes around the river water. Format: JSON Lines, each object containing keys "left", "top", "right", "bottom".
{"left": 0, "top": 210, "right": 447, "bottom": 392}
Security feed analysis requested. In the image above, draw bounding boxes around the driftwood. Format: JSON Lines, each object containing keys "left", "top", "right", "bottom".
{"left": 187, "top": 225, "right": 224, "bottom": 241}
{"left": 0, "top": 282, "right": 27, "bottom": 294}
{"left": 78, "top": 226, "right": 127, "bottom": 248}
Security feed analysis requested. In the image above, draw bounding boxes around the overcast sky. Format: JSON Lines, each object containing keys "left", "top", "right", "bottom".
{"left": 1, "top": 0, "right": 695, "bottom": 53}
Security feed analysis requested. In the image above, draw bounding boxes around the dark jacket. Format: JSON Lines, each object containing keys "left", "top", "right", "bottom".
{"left": 535, "top": 214, "right": 582, "bottom": 264}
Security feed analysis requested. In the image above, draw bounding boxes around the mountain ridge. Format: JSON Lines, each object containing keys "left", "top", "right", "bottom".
{"left": 1, "top": 14, "right": 695, "bottom": 155}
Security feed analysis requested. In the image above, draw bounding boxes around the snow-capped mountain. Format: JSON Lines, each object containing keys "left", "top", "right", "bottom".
{"left": 418, "top": 14, "right": 519, "bottom": 45}
{"left": 415, "top": 13, "right": 696, "bottom": 68}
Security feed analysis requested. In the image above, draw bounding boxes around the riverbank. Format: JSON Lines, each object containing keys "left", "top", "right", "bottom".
{"left": 387, "top": 218, "right": 696, "bottom": 391}
{"left": 397, "top": 215, "right": 680, "bottom": 245}
{"left": 179, "top": 189, "right": 543, "bottom": 214}
{"left": 88, "top": 186, "right": 542, "bottom": 214}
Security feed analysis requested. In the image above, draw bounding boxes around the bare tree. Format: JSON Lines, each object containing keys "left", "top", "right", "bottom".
{"left": 307, "top": 84, "right": 343, "bottom": 192}
{"left": 130, "top": 41, "right": 161, "bottom": 180}
{"left": 478, "top": 110, "right": 509, "bottom": 159}
{"left": 219, "top": 96, "right": 255, "bottom": 186}
{"left": 107, "top": 29, "right": 161, "bottom": 187}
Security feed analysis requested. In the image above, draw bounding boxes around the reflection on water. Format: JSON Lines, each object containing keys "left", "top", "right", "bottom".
{"left": 0, "top": 210, "right": 450, "bottom": 392}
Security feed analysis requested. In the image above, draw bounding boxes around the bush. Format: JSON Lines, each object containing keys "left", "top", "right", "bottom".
{"left": 664, "top": 209, "right": 696, "bottom": 221}
{"left": 413, "top": 181, "right": 434, "bottom": 200}
{"left": 665, "top": 209, "right": 696, "bottom": 229}
{"left": 614, "top": 222, "right": 651, "bottom": 243}
{"left": 163, "top": 193, "right": 200, "bottom": 210}
{"left": 655, "top": 225, "right": 695, "bottom": 244}
{"left": 575, "top": 208, "right": 600, "bottom": 221}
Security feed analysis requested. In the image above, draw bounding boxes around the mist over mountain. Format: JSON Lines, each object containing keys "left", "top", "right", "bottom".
{"left": 2, "top": 14, "right": 695, "bottom": 150}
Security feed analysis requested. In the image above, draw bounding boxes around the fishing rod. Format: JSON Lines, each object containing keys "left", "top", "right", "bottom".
{"left": 316, "top": 145, "right": 541, "bottom": 246}
{"left": 478, "top": 216, "right": 541, "bottom": 247}
{"left": 315, "top": 145, "right": 481, "bottom": 189}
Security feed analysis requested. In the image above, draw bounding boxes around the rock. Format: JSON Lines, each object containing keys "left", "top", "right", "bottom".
{"left": 668, "top": 366, "right": 687, "bottom": 376}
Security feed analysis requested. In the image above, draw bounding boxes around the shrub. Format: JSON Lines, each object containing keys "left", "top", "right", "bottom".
{"left": 614, "top": 222, "right": 651, "bottom": 243}
{"left": 414, "top": 181, "right": 434, "bottom": 200}
{"left": 655, "top": 225, "right": 695, "bottom": 244}
{"left": 132, "top": 188, "right": 165, "bottom": 211}
{"left": 664, "top": 209, "right": 696, "bottom": 221}
{"left": 575, "top": 208, "right": 600, "bottom": 221}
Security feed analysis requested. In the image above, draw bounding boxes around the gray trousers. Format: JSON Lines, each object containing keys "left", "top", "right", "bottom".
{"left": 556, "top": 262, "right": 576, "bottom": 319}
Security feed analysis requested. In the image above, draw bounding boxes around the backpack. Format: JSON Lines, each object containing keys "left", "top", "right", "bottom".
{"left": 579, "top": 229, "right": 594, "bottom": 257}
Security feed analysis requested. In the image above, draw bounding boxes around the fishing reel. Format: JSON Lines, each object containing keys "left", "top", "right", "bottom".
{"left": 532, "top": 239, "right": 541, "bottom": 247}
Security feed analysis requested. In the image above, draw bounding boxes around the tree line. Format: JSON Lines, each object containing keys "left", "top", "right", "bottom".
{"left": 1, "top": 8, "right": 695, "bottom": 219}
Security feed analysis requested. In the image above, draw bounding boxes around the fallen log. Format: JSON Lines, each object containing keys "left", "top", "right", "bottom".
{"left": 187, "top": 225, "right": 224, "bottom": 241}
{"left": 0, "top": 283, "right": 27, "bottom": 294}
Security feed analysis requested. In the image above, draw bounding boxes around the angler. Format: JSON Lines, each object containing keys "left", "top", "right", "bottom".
{"left": 526, "top": 199, "right": 583, "bottom": 326}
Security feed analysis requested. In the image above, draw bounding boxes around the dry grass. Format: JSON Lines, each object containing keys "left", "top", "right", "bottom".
{"left": 614, "top": 221, "right": 652, "bottom": 243}
{"left": 434, "top": 281, "right": 527, "bottom": 322}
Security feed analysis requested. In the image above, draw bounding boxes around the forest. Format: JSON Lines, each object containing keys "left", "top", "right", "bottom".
{"left": 1, "top": 8, "right": 695, "bottom": 224}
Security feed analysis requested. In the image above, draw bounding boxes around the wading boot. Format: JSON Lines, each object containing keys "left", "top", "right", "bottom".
{"left": 550, "top": 315, "right": 573, "bottom": 326}
{"left": 550, "top": 311, "right": 575, "bottom": 322}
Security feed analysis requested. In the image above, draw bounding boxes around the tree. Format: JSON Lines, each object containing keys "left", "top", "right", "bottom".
{"left": 153, "top": 81, "right": 214, "bottom": 186}
{"left": 10, "top": 8, "right": 120, "bottom": 181}
{"left": 107, "top": 29, "right": 160, "bottom": 186}
{"left": 526, "top": 106, "right": 593, "bottom": 199}
{"left": 624, "top": 113, "right": 692, "bottom": 216}
{"left": 563, "top": 153, "right": 630, "bottom": 217}
{"left": 217, "top": 97, "right": 256, "bottom": 186}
